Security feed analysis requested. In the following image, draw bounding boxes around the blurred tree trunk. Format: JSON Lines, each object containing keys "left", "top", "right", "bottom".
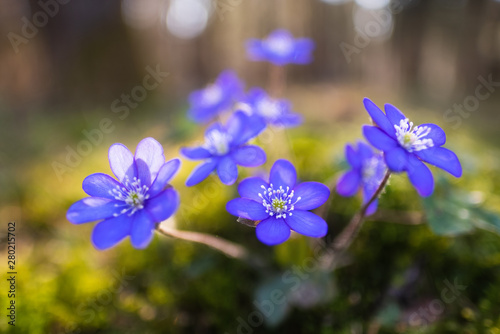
{"left": 0, "top": 0, "right": 499, "bottom": 112}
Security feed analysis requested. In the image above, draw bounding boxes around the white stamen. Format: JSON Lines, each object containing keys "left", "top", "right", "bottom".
{"left": 362, "top": 154, "right": 386, "bottom": 188}
{"left": 265, "top": 35, "right": 294, "bottom": 56}
{"left": 256, "top": 97, "right": 282, "bottom": 120}
{"left": 203, "top": 129, "right": 232, "bottom": 156}
{"left": 258, "top": 183, "right": 300, "bottom": 219}
{"left": 394, "top": 118, "right": 434, "bottom": 152}
{"left": 111, "top": 176, "right": 150, "bottom": 217}
{"left": 202, "top": 84, "right": 223, "bottom": 106}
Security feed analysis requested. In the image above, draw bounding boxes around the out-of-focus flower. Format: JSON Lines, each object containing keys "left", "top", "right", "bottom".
{"left": 362, "top": 98, "right": 462, "bottom": 197}
{"left": 188, "top": 70, "right": 243, "bottom": 123}
{"left": 246, "top": 29, "right": 315, "bottom": 66}
{"left": 336, "top": 141, "right": 387, "bottom": 215}
{"left": 242, "top": 87, "right": 302, "bottom": 127}
{"left": 226, "top": 159, "right": 329, "bottom": 245}
{"left": 181, "top": 111, "right": 266, "bottom": 186}
{"left": 67, "top": 138, "right": 180, "bottom": 250}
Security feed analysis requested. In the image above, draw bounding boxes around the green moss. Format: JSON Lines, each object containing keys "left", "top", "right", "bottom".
{"left": 6, "top": 101, "right": 500, "bottom": 334}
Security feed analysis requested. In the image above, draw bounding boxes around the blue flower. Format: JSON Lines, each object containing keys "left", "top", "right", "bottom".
{"left": 362, "top": 98, "right": 462, "bottom": 197}
{"left": 242, "top": 87, "right": 302, "bottom": 127}
{"left": 226, "top": 159, "right": 330, "bottom": 245}
{"left": 67, "top": 138, "right": 181, "bottom": 250}
{"left": 181, "top": 111, "right": 266, "bottom": 186}
{"left": 246, "top": 29, "right": 315, "bottom": 66}
{"left": 188, "top": 70, "right": 243, "bottom": 123}
{"left": 336, "top": 141, "right": 387, "bottom": 215}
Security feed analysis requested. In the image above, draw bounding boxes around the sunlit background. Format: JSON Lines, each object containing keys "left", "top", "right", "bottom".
{"left": 1, "top": 0, "right": 500, "bottom": 333}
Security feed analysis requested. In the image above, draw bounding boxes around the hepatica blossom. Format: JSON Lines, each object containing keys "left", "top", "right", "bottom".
{"left": 226, "top": 159, "right": 330, "bottom": 245}
{"left": 188, "top": 70, "right": 243, "bottom": 123}
{"left": 67, "top": 138, "right": 180, "bottom": 250}
{"left": 243, "top": 87, "right": 302, "bottom": 127}
{"left": 246, "top": 29, "right": 315, "bottom": 66}
{"left": 362, "top": 98, "right": 462, "bottom": 197}
{"left": 337, "top": 141, "right": 387, "bottom": 215}
{"left": 181, "top": 111, "right": 266, "bottom": 186}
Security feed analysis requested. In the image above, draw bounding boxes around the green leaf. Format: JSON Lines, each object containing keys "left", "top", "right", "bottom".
{"left": 422, "top": 193, "right": 475, "bottom": 236}
{"left": 287, "top": 271, "right": 337, "bottom": 308}
{"left": 254, "top": 276, "right": 291, "bottom": 327}
{"left": 422, "top": 177, "right": 500, "bottom": 237}
{"left": 375, "top": 302, "right": 401, "bottom": 327}
{"left": 470, "top": 208, "right": 500, "bottom": 234}
{"left": 254, "top": 270, "right": 336, "bottom": 327}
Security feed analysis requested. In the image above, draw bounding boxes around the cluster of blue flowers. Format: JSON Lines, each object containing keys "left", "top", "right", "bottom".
{"left": 67, "top": 30, "right": 462, "bottom": 250}
{"left": 336, "top": 98, "right": 462, "bottom": 213}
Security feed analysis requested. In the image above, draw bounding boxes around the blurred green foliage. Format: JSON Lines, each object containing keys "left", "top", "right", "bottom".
{"left": 1, "top": 96, "right": 500, "bottom": 334}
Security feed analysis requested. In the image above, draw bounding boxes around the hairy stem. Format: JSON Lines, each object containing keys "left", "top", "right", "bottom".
{"left": 333, "top": 170, "right": 391, "bottom": 252}
{"left": 322, "top": 170, "right": 391, "bottom": 269}
{"left": 156, "top": 224, "right": 266, "bottom": 269}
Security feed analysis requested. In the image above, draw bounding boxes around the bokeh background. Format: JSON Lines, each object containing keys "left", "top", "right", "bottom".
{"left": 1, "top": 0, "right": 500, "bottom": 333}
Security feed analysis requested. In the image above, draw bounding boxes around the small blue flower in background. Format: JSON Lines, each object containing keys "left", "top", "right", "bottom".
{"left": 246, "top": 29, "right": 315, "bottom": 66}
{"left": 67, "top": 138, "right": 181, "bottom": 250}
{"left": 337, "top": 141, "right": 387, "bottom": 215}
{"left": 362, "top": 98, "right": 462, "bottom": 197}
{"left": 188, "top": 70, "right": 243, "bottom": 123}
{"left": 242, "top": 87, "right": 302, "bottom": 127}
{"left": 181, "top": 111, "right": 266, "bottom": 186}
{"left": 226, "top": 159, "right": 330, "bottom": 246}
